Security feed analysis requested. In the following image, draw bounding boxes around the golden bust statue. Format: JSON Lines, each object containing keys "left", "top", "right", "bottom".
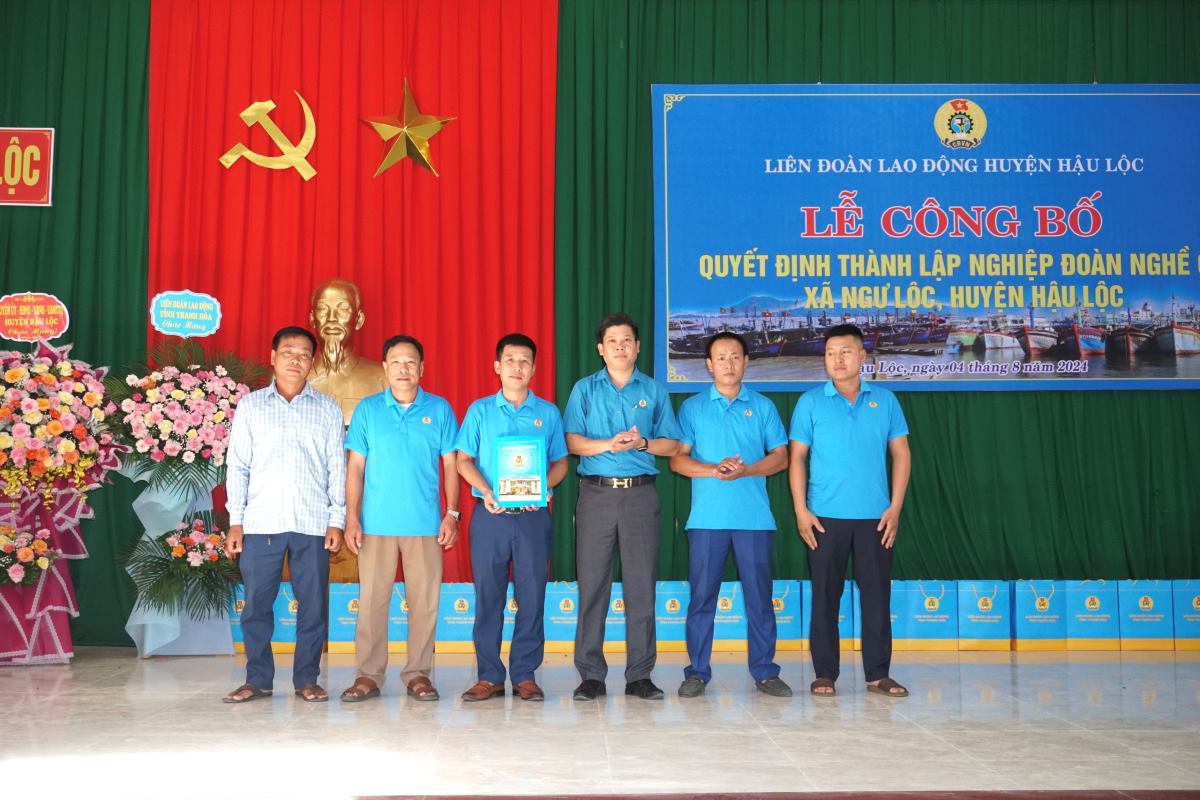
{"left": 306, "top": 278, "right": 383, "bottom": 583}
{"left": 307, "top": 278, "right": 385, "bottom": 425}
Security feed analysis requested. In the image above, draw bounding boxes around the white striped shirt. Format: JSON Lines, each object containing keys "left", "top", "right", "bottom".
{"left": 225, "top": 381, "right": 347, "bottom": 535}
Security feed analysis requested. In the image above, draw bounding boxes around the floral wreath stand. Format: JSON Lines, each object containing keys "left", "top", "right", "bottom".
{"left": 121, "top": 462, "right": 233, "bottom": 657}
{"left": 0, "top": 453, "right": 121, "bottom": 665}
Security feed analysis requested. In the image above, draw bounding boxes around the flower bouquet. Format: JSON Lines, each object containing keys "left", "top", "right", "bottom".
{"left": 105, "top": 338, "right": 263, "bottom": 496}
{"left": 126, "top": 515, "right": 240, "bottom": 620}
{"left": 0, "top": 526, "right": 62, "bottom": 586}
{"left": 0, "top": 341, "right": 122, "bottom": 504}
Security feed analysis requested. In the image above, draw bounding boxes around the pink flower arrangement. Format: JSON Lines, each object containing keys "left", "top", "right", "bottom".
{"left": 127, "top": 514, "right": 241, "bottom": 620}
{"left": 0, "top": 525, "right": 62, "bottom": 586}
{"left": 0, "top": 341, "right": 118, "bottom": 500}
{"left": 111, "top": 363, "right": 249, "bottom": 470}
{"left": 164, "top": 517, "right": 229, "bottom": 569}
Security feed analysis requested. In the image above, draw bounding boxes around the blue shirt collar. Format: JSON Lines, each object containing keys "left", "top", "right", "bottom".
{"left": 823, "top": 379, "right": 873, "bottom": 398}
{"left": 708, "top": 383, "right": 749, "bottom": 406}
{"left": 598, "top": 366, "right": 646, "bottom": 391}
{"left": 384, "top": 386, "right": 425, "bottom": 410}
{"left": 493, "top": 388, "right": 539, "bottom": 413}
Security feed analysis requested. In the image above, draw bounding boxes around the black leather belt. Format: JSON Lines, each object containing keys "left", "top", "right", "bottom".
{"left": 581, "top": 475, "right": 655, "bottom": 489}
{"left": 502, "top": 508, "right": 534, "bottom": 515}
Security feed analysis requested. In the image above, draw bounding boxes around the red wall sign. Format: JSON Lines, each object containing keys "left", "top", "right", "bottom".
{"left": 0, "top": 128, "right": 54, "bottom": 206}
{"left": 0, "top": 293, "right": 70, "bottom": 342}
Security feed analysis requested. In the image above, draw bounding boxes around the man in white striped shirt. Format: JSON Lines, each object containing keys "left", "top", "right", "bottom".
{"left": 223, "top": 326, "right": 347, "bottom": 704}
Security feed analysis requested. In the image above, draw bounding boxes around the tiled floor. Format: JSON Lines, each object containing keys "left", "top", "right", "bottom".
{"left": 2, "top": 649, "right": 1199, "bottom": 799}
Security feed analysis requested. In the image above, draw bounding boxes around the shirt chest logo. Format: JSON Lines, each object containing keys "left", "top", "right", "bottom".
{"left": 744, "top": 409, "right": 753, "bottom": 418}
{"left": 638, "top": 398, "right": 647, "bottom": 408}
{"left": 868, "top": 401, "right": 878, "bottom": 408}
{"left": 534, "top": 418, "right": 543, "bottom": 427}
{"left": 422, "top": 416, "right": 432, "bottom": 424}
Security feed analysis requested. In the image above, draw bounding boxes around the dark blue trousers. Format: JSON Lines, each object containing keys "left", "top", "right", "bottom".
{"left": 469, "top": 506, "right": 552, "bottom": 685}
{"left": 808, "top": 517, "right": 893, "bottom": 683}
{"left": 239, "top": 532, "right": 329, "bottom": 690}
{"left": 684, "top": 528, "right": 780, "bottom": 683}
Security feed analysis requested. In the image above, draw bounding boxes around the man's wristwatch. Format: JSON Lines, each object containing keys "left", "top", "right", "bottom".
{"left": 446, "top": 509, "right": 461, "bottom": 520}
{"left": 636, "top": 437, "right": 650, "bottom": 452}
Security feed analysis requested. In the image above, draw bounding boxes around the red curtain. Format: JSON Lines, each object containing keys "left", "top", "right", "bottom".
{"left": 149, "top": 0, "right": 558, "bottom": 581}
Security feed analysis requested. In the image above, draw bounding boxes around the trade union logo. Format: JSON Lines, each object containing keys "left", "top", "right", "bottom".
{"left": 560, "top": 597, "right": 575, "bottom": 613}
{"left": 1139, "top": 595, "right": 1154, "bottom": 611}
{"left": 772, "top": 597, "right": 784, "bottom": 613}
{"left": 235, "top": 599, "right": 246, "bottom": 614}
{"left": 1036, "top": 597, "right": 1051, "bottom": 612}
{"left": 349, "top": 599, "right": 360, "bottom": 613}
{"left": 454, "top": 598, "right": 469, "bottom": 613}
{"left": 1085, "top": 595, "right": 1101, "bottom": 611}
{"left": 934, "top": 98, "right": 987, "bottom": 150}
{"left": 289, "top": 600, "right": 299, "bottom": 614}
{"left": 401, "top": 599, "right": 410, "bottom": 613}
{"left": 977, "top": 596, "right": 992, "bottom": 612}
{"left": 718, "top": 597, "right": 733, "bottom": 612}
{"left": 508, "top": 598, "right": 519, "bottom": 613}
{"left": 666, "top": 598, "right": 681, "bottom": 613}
{"left": 612, "top": 598, "right": 625, "bottom": 613}
{"left": 925, "top": 596, "right": 940, "bottom": 611}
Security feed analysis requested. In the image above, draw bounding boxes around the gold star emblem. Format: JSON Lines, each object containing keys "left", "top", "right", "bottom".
{"left": 364, "top": 80, "right": 455, "bottom": 177}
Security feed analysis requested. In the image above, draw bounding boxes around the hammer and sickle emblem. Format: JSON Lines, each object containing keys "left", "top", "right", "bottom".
{"left": 220, "top": 90, "right": 317, "bottom": 181}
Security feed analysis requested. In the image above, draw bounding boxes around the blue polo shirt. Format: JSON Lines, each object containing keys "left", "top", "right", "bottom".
{"left": 788, "top": 380, "right": 908, "bottom": 519}
{"left": 455, "top": 390, "right": 568, "bottom": 499}
{"left": 678, "top": 385, "right": 787, "bottom": 531}
{"left": 563, "top": 367, "right": 681, "bottom": 476}
{"left": 345, "top": 388, "right": 458, "bottom": 536}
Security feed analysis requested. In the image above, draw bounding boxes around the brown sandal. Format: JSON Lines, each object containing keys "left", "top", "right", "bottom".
{"left": 223, "top": 683, "right": 272, "bottom": 704}
{"left": 406, "top": 676, "right": 440, "bottom": 701}
{"left": 340, "top": 677, "right": 380, "bottom": 703}
{"left": 810, "top": 677, "right": 836, "bottom": 697}
{"left": 867, "top": 677, "right": 909, "bottom": 697}
{"left": 294, "top": 683, "right": 329, "bottom": 702}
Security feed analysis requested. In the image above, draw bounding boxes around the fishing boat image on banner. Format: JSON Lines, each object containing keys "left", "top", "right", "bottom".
{"left": 1056, "top": 323, "right": 1106, "bottom": 357}
{"left": 1151, "top": 296, "right": 1200, "bottom": 355}
{"left": 1153, "top": 320, "right": 1200, "bottom": 355}
{"left": 1106, "top": 324, "right": 1154, "bottom": 360}
{"left": 1017, "top": 325, "right": 1058, "bottom": 355}
{"left": 1016, "top": 309, "right": 1056, "bottom": 355}
{"left": 973, "top": 320, "right": 1022, "bottom": 352}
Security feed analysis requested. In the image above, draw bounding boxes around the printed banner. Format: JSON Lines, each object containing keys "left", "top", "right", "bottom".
{"left": 0, "top": 128, "right": 54, "bottom": 206}
{"left": 957, "top": 580, "right": 1011, "bottom": 650}
{"left": 653, "top": 85, "right": 1200, "bottom": 391}
{"left": 150, "top": 290, "right": 222, "bottom": 338}
{"left": 0, "top": 292, "right": 69, "bottom": 342}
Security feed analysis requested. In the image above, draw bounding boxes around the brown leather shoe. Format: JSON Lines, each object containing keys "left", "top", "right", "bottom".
{"left": 513, "top": 679, "right": 544, "bottom": 702}
{"left": 461, "top": 680, "right": 505, "bottom": 702}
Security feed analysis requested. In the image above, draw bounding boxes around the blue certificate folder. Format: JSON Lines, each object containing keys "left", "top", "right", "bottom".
{"left": 494, "top": 435, "right": 548, "bottom": 507}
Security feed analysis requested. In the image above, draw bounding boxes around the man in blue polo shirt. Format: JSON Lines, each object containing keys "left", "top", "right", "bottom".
{"left": 565, "top": 312, "right": 681, "bottom": 701}
{"left": 670, "top": 331, "right": 791, "bottom": 698}
{"left": 455, "top": 333, "right": 568, "bottom": 702}
{"left": 789, "top": 324, "right": 911, "bottom": 698}
{"left": 339, "top": 334, "right": 460, "bottom": 703}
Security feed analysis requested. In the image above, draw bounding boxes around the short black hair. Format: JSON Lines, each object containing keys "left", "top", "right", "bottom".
{"left": 496, "top": 333, "right": 537, "bottom": 362}
{"left": 824, "top": 323, "right": 864, "bottom": 344}
{"left": 705, "top": 330, "right": 748, "bottom": 359}
{"left": 382, "top": 334, "right": 424, "bottom": 362}
{"left": 272, "top": 326, "right": 317, "bottom": 351}
{"left": 596, "top": 312, "right": 639, "bottom": 344}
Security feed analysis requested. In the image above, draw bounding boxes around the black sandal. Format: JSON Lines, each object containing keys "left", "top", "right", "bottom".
{"left": 222, "top": 683, "right": 272, "bottom": 704}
